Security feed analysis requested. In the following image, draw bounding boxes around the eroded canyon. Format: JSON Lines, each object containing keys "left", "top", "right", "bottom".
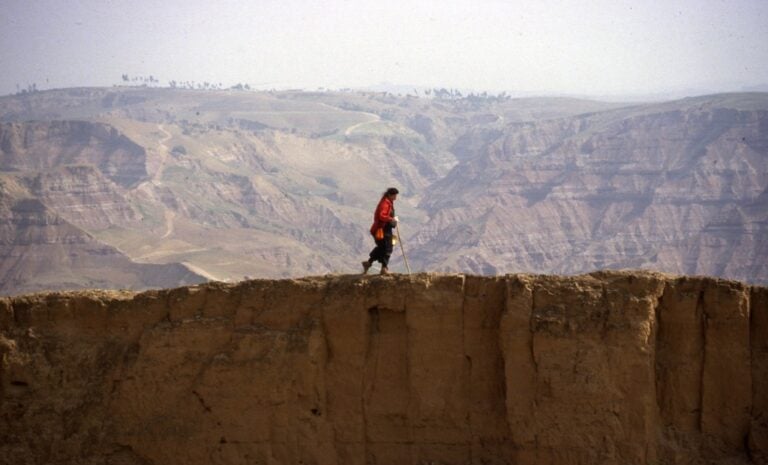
{"left": 2, "top": 88, "right": 766, "bottom": 295}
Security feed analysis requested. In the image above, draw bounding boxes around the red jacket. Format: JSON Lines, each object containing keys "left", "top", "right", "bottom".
{"left": 370, "top": 196, "right": 394, "bottom": 235}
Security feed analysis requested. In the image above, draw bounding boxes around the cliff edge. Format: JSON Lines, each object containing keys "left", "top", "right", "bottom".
{"left": 1, "top": 271, "right": 766, "bottom": 464}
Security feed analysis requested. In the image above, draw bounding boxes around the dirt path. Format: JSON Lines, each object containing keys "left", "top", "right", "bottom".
{"left": 182, "top": 262, "right": 224, "bottom": 282}
{"left": 160, "top": 210, "right": 176, "bottom": 239}
{"left": 344, "top": 114, "right": 380, "bottom": 136}
{"left": 154, "top": 124, "right": 173, "bottom": 182}
{"left": 153, "top": 124, "right": 176, "bottom": 239}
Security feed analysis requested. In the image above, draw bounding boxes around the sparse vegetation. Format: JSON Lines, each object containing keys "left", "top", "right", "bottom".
{"left": 14, "top": 83, "right": 39, "bottom": 95}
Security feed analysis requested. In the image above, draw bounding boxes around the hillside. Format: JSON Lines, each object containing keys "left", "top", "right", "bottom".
{"left": 0, "top": 87, "right": 766, "bottom": 294}
{"left": 413, "top": 93, "right": 768, "bottom": 280}
{"left": 0, "top": 169, "right": 204, "bottom": 292}
{"left": 1, "top": 271, "right": 766, "bottom": 464}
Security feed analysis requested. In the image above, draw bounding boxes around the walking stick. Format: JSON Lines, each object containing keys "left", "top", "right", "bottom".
{"left": 396, "top": 223, "right": 411, "bottom": 274}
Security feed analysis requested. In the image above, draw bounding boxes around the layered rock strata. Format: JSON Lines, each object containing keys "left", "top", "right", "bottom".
{"left": 0, "top": 271, "right": 766, "bottom": 464}
{"left": 0, "top": 120, "right": 147, "bottom": 188}
{"left": 413, "top": 100, "right": 768, "bottom": 284}
{"left": 0, "top": 194, "right": 204, "bottom": 295}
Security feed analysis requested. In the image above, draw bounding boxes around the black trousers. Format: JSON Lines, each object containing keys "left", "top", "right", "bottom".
{"left": 368, "top": 235, "right": 394, "bottom": 267}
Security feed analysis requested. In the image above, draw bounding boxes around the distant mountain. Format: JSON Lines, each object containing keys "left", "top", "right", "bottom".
{"left": 740, "top": 84, "right": 768, "bottom": 93}
{"left": 412, "top": 93, "right": 768, "bottom": 283}
{"left": 0, "top": 87, "right": 765, "bottom": 293}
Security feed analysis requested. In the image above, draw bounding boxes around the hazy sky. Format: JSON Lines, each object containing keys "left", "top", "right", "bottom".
{"left": 2, "top": 0, "right": 767, "bottom": 97}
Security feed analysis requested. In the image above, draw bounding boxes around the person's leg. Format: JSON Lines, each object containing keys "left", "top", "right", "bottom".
{"left": 364, "top": 240, "right": 384, "bottom": 273}
{"left": 369, "top": 241, "right": 383, "bottom": 264}
{"left": 379, "top": 236, "right": 394, "bottom": 274}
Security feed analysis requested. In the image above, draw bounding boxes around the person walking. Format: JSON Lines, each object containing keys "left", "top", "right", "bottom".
{"left": 362, "top": 187, "right": 399, "bottom": 275}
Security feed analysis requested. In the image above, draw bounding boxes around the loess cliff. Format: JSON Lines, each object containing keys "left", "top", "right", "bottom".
{"left": 1, "top": 271, "right": 767, "bottom": 465}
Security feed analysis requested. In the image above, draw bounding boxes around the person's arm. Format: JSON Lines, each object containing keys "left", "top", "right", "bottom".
{"left": 377, "top": 200, "right": 393, "bottom": 223}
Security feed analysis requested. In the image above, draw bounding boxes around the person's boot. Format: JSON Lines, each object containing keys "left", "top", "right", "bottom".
{"left": 361, "top": 261, "right": 371, "bottom": 274}
{"left": 380, "top": 266, "right": 390, "bottom": 275}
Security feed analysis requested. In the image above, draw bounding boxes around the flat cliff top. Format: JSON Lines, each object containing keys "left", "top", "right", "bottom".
{"left": 3, "top": 269, "right": 760, "bottom": 302}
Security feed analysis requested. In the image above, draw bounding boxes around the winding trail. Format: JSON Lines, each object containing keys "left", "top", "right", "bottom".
{"left": 160, "top": 210, "right": 176, "bottom": 239}
{"left": 154, "top": 124, "right": 175, "bottom": 239}
{"left": 154, "top": 124, "right": 172, "bottom": 182}
{"left": 182, "top": 262, "right": 224, "bottom": 282}
{"left": 343, "top": 113, "right": 381, "bottom": 136}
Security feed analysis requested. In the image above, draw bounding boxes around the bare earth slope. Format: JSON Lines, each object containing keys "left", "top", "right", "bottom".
{"left": 0, "top": 183, "right": 205, "bottom": 294}
{"left": 0, "top": 121, "right": 206, "bottom": 294}
{"left": 1, "top": 88, "right": 767, "bottom": 294}
{"left": 0, "top": 271, "right": 766, "bottom": 464}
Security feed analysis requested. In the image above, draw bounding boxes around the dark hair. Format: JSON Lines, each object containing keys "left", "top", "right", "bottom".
{"left": 384, "top": 187, "right": 399, "bottom": 196}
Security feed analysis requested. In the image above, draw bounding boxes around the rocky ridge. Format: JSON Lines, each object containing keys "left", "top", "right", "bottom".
{"left": 1, "top": 271, "right": 766, "bottom": 464}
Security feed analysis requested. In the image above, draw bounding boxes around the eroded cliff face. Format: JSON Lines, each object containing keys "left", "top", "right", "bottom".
{"left": 0, "top": 120, "right": 148, "bottom": 188}
{"left": 0, "top": 271, "right": 766, "bottom": 465}
{"left": 0, "top": 191, "right": 205, "bottom": 296}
